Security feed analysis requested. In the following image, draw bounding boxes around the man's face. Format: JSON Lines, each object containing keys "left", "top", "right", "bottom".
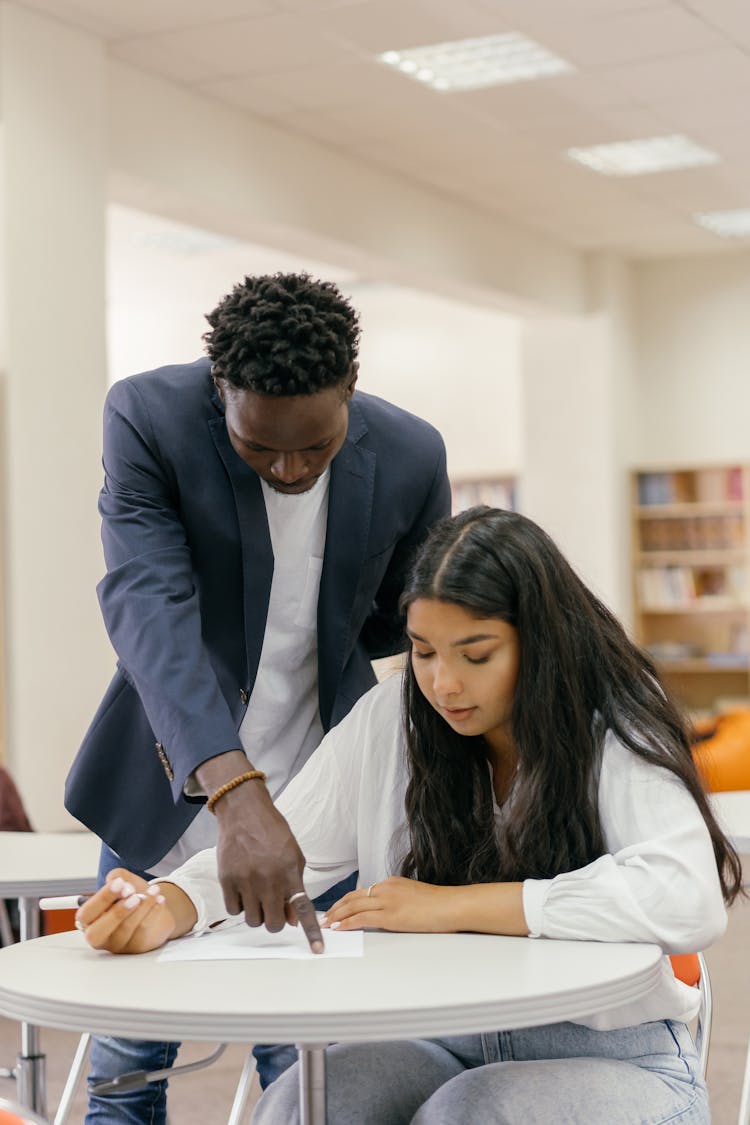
{"left": 215, "top": 373, "right": 356, "bottom": 494}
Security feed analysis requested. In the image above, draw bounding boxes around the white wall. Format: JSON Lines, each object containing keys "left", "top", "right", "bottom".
{"left": 634, "top": 252, "right": 750, "bottom": 466}
{"left": 339, "top": 285, "right": 521, "bottom": 480}
{"left": 521, "top": 313, "right": 619, "bottom": 602}
{"left": 0, "top": 3, "right": 112, "bottom": 825}
{"left": 107, "top": 207, "right": 523, "bottom": 483}
{"left": 107, "top": 206, "right": 358, "bottom": 381}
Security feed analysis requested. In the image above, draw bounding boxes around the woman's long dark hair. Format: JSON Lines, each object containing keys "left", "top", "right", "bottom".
{"left": 398, "top": 506, "right": 743, "bottom": 904}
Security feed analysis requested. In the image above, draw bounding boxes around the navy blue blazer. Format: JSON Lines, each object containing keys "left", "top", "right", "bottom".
{"left": 65, "top": 359, "right": 450, "bottom": 870}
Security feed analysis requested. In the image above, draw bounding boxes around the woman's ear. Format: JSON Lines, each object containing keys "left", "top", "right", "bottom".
{"left": 213, "top": 376, "right": 225, "bottom": 403}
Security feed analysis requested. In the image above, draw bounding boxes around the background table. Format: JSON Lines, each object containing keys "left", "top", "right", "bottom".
{"left": 0, "top": 832, "right": 101, "bottom": 936}
{"left": 0, "top": 831, "right": 100, "bottom": 1116}
{"left": 710, "top": 790, "right": 750, "bottom": 852}
{"left": 0, "top": 928, "right": 663, "bottom": 1124}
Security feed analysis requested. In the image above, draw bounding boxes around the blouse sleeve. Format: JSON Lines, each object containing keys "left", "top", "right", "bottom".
{"left": 522, "top": 734, "right": 728, "bottom": 953}
{"left": 158, "top": 677, "right": 400, "bottom": 933}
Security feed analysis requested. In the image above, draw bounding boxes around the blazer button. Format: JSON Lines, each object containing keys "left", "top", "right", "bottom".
{"left": 239, "top": 689, "right": 249, "bottom": 705}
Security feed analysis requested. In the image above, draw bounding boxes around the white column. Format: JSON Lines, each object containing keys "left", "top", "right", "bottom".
{"left": 0, "top": 3, "right": 112, "bottom": 827}
{"left": 519, "top": 258, "right": 637, "bottom": 620}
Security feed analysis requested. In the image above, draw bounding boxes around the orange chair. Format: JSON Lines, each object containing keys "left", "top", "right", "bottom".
{"left": 670, "top": 952, "right": 712, "bottom": 1076}
{"left": 692, "top": 711, "right": 750, "bottom": 793}
{"left": 41, "top": 909, "right": 77, "bottom": 937}
{"left": 0, "top": 1097, "right": 48, "bottom": 1124}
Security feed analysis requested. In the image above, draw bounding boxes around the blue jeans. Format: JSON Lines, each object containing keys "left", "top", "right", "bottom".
{"left": 85, "top": 842, "right": 356, "bottom": 1124}
{"left": 253, "top": 1019, "right": 708, "bottom": 1124}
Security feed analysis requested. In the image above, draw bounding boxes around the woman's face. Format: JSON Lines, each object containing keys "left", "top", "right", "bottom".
{"left": 406, "top": 598, "right": 520, "bottom": 758}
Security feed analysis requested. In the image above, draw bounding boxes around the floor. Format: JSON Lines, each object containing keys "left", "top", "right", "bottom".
{"left": 0, "top": 892, "right": 748, "bottom": 1124}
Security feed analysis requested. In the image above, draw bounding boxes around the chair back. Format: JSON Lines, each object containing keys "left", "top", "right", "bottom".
{"left": 0, "top": 1097, "right": 48, "bottom": 1124}
{"left": 670, "top": 952, "right": 712, "bottom": 1077}
{"left": 692, "top": 710, "right": 750, "bottom": 791}
{"left": 738, "top": 1034, "right": 750, "bottom": 1125}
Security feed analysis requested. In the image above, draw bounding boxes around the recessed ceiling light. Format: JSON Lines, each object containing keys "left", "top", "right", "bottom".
{"left": 693, "top": 209, "right": 750, "bottom": 238}
{"left": 378, "top": 32, "right": 573, "bottom": 93}
{"left": 566, "top": 134, "right": 719, "bottom": 176}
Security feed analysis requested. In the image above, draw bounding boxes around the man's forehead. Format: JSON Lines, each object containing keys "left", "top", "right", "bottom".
{"left": 226, "top": 387, "right": 347, "bottom": 449}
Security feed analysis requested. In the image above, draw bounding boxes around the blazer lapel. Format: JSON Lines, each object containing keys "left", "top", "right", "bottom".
{"left": 208, "top": 413, "right": 273, "bottom": 694}
{"left": 318, "top": 400, "right": 375, "bottom": 727}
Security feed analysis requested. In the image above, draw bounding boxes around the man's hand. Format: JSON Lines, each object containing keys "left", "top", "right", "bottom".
{"left": 195, "top": 751, "right": 324, "bottom": 953}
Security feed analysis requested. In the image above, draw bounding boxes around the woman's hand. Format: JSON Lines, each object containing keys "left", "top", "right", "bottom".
{"left": 321, "top": 876, "right": 457, "bottom": 934}
{"left": 321, "top": 877, "right": 529, "bottom": 937}
{"left": 76, "top": 867, "right": 195, "bottom": 954}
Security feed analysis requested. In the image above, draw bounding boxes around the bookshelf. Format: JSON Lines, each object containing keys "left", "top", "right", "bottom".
{"left": 632, "top": 464, "right": 750, "bottom": 711}
{"left": 451, "top": 476, "right": 516, "bottom": 515}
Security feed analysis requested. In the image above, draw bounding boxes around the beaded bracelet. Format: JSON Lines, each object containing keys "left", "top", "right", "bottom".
{"left": 206, "top": 770, "right": 267, "bottom": 814}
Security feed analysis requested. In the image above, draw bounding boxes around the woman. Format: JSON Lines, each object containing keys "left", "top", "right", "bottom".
{"left": 80, "top": 507, "right": 742, "bottom": 1124}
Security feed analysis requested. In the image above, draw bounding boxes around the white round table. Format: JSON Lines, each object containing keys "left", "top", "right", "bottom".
{"left": 0, "top": 831, "right": 101, "bottom": 1116}
{"left": 709, "top": 790, "right": 750, "bottom": 851}
{"left": 0, "top": 929, "right": 663, "bottom": 1124}
{"left": 0, "top": 832, "right": 100, "bottom": 912}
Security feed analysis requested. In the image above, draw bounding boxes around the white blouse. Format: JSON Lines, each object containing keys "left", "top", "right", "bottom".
{"left": 164, "top": 671, "right": 728, "bottom": 1030}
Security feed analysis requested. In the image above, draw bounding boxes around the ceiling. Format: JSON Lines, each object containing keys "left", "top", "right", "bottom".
{"left": 15, "top": 0, "right": 750, "bottom": 258}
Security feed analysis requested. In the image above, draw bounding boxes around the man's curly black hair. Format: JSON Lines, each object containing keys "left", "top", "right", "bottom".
{"left": 203, "top": 272, "right": 361, "bottom": 396}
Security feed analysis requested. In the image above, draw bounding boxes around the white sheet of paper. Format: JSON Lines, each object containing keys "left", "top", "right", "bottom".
{"left": 157, "top": 923, "right": 364, "bottom": 962}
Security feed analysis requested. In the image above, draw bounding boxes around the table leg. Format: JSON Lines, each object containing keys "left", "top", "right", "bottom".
{"left": 18, "top": 896, "right": 40, "bottom": 942}
{"left": 16, "top": 896, "right": 47, "bottom": 1120}
{"left": 296, "top": 1044, "right": 327, "bottom": 1125}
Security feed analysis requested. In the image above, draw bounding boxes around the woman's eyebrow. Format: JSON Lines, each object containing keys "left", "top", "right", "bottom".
{"left": 449, "top": 633, "right": 499, "bottom": 646}
{"left": 407, "top": 630, "right": 499, "bottom": 646}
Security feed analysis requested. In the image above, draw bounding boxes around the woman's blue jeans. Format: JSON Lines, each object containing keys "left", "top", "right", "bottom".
{"left": 85, "top": 843, "right": 356, "bottom": 1124}
{"left": 252, "top": 1018, "right": 709, "bottom": 1125}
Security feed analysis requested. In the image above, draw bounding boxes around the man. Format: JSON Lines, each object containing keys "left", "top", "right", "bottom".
{"left": 65, "top": 271, "right": 451, "bottom": 1122}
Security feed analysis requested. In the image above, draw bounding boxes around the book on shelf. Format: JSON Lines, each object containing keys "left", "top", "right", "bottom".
{"left": 636, "top": 564, "right": 745, "bottom": 608}
{"left": 638, "top": 472, "right": 673, "bottom": 505}
{"left": 705, "top": 652, "right": 750, "bottom": 668}
{"left": 637, "top": 566, "right": 695, "bottom": 607}
{"left": 637, "top": 467, "right": 744, "bottom": 507}
{"left": 638, "top": 514, "right": 744, "bottom": 552}
{"left": 726, "top": 466, "right": 744, "bottom": 501}
{"left": 645, "top": 643, "right": 749, "bottom": 667}
{"left": 646, "top": 641, "right": 703, "bottom": 662}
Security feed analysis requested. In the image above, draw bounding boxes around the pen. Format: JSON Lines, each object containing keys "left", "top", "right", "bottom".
{"left": 39, "top": 893, "right": 148, "bottom": 911}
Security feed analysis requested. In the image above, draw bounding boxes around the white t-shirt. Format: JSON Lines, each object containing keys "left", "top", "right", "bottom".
{"left": 165, "top": 671, "right": 728, "bottom": 1030}
{"left": 150, "top": 469, "right": 330, "bottom": 876}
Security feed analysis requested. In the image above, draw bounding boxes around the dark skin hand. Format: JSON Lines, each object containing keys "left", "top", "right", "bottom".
{"left": 194, "top": 749, "right": 324, "bottom": 953}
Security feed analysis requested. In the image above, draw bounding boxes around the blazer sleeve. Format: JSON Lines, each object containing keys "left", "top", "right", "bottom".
{"left": 163, "top": 675, "right": 404, "bottom": 932}
{"left": 96, "top": 379, "right": 241, "bottom": 798}
{"left": 361, "top": 436, "right": 451, "bottom": 659}
{"left": 163, "top": 691, "right": 367, "bottom": 933}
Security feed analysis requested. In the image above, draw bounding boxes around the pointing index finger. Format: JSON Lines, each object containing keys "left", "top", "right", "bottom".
{"left": 288, "top": 890, "right": 324, "bottom": 954}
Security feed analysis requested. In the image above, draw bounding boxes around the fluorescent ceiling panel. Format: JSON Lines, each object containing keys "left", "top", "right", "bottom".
{"left": 566, "top": 134, "right": 719, "bottom": 176}
{"left": 378, "top": 32, "right": 573, "bottom": 93}
{"left": 693, "top": 209, "right": 750, "bottom": 237}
